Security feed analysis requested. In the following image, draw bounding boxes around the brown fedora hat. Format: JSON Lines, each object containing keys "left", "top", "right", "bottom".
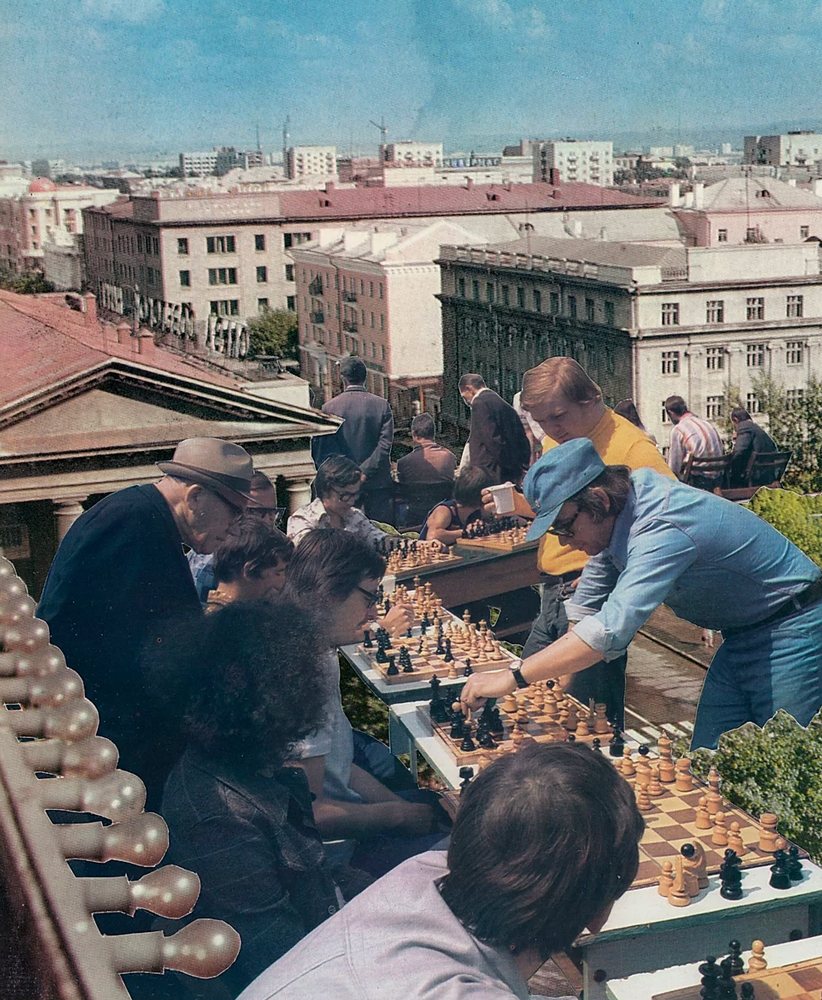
{"left": 157, "top": 438, "right": 255, "bottom": 506}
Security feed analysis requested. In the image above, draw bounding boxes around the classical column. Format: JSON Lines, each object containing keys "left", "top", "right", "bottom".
{"left": 286, "top": 479, "right": 312, "bottom": 514}
{"left": 54, "top": 497, "right": 87, "bottom": 542}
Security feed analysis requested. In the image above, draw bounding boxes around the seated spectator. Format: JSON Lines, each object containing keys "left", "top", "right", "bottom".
{"left": 664, "top": 395, "right": 724, "bottom": 489}
{"left": 156, "top": 601, "right": 373, "bottom": 998}
{"left": 396, "top": 413, "right": 457, "bottom": 484}
{"left": 288, "top": 456, "right": 444, "bottom": 551}
{"left": 237, "top": 742, "right": 644, "bottom": 1000}
{"left": 729, "top": 406, "right": 778, "bottom": 487}
{"left": 284, "top": 528, "right": 450, "bottom": 878}
{"left": 205, "top": 515, "right": 294, "bottom": 612}
{"left": 418, "top": 466, "right": 493, "bottom": 545}
{"left": 188, "top": 469, "right": 282, "bottom": 606}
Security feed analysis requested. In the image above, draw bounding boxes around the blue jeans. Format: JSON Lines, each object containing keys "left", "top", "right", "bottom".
{"left": 691, "top": 600, "right": 822, "bottom": 750}
{"left": 523, "top": 580, "right": 627, "bottom": 733}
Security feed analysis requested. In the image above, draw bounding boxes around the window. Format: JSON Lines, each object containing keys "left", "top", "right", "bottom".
{"left": 746, "top": 343, "right": 765, "bottom": 367}
{"left": 786, "top": 341, "right": 804, "bottom": 365}
{"left": 501, "top": 285, "right": 509, "bottom": 306}
{"left": 486, "top": 283, "right": 495, "bottom": 303}
{"left": 661, "top": 402, "right": 671, "bottom": 424}
{"left": 179, "top": 270, "right": 190, "bottom": 287}
{"left": 255, "top": 234, "right": 266, "bottom": 251}
{"left": 208, "top": 267, "right": 238, "bottom": 286}
{"left": 379, "top": 283, "right": 384, "bottom": 299}
{"left": 746, "top": 392, "right": 762, "bottom": 415}
{"left": 370, "top": 312, "right": 375, "bottom": 328}
{"left": 585, "top": 298, "right": 595, "bottom": 322}
{"left": 206, "top": 235, "right": 236, "bottom": 254}
{"left": 210, "top": 299, "right": 239, "bottom": 316}
{"left": 369, "top": 281, "right": 374, "bottom": 297}
{"left": 381, "top": 345, "right": 386, "bottom": 360}
{"left": 285, "top": 264, "right": 294, "bottom": 281}
{"left": 256, "top": 266, "right": 268, "bottom": 283}
{"left": 286, "top": 296, "right": 296, "bottom": 311}
{"left": 706, "top": 395, "right": 724, "bottom": 419}
{"left": 706, "top": 300, "right": 724, "bottom": 323}
{"left": 705, "top": 346, "right": 724, "bottom": 371}
{"left": 153, "top": 237, "right": 159, "bottom": 255}
{"left": 137, "top": 235, "right": 143, "bottom": 253}
{"left": 284, "top": 233, "right": 293, "bottom": 249}
{"left": 746, "top": 227, "right": 758, "bottom": 241}
{"left": 258, "top": 298, "right": 269, "bottom": 312}
{"left": 786, "top": 388, "right": 805, "bottom": 409}
{"left": 472, "top": 280, "right": 480, "bottom": 301}
{"left": 801, "top": 226, "right": 810, "bottom": 239}
{"left": 380, "top": 315, "right": 385, "bottom": 331}
{"left": 661, "top": 350, "right": 680, "bottom": 375}
{"left": 604, "top": 300, "right": 615, "bottom": 325}
{"left": 550, "top": 292, "right": 560, "bottom": 315}
{"left": 533, "top": 290, "right": 542, "bottom": 312}
{"left": 747, "top": 297, "right": 765, "bottom": 320}
{"left": 787, "top": 294, "right": 804, "bottom": 318}
{"left": 661, "top": 302, "right": 680, "bottom": 326}
{"left": 458, "top": 277, "right": 466, "bottom": 297}
{"left": 516, "top": 286, "right": 525, "bottom": 308}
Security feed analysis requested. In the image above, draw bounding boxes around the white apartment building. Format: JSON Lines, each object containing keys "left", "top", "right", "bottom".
{"left": 286, "top": 146, "right": 337, "bottom": 179}
{"left": 179, "top": 151, "right": 220, "bottom": 176}
{"left": 533, "top": 140, "right": 614, "bottom": 186}
{"left": 744, "top": 132, "right": 822, "bottom": 167}
{"left": 383, "top": 142, "right": 444, "bottom": 167}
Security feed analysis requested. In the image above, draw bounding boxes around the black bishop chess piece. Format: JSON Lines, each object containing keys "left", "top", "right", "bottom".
{"left": 788, "top": 845, "right": 804, "bottom": 881}
{"left": 459, "top": 766, "right": 474, "bottom": 794}
{"left": 385, "top": 655, "right": 398, "bottom": 676}
{"left": 699, "top": 957, "right": 720, "bottom": 1000}
{"left": 727, "top": 941, "right": 744, "bottom": 976}
{"left": 460, "top": 723, "right": 476, "bottom": 753}
{"left": 769, "top": 850, "right": 792, "bottom": 890}
{"left": 719, "top": 850, "right": 743, "bottom": 900}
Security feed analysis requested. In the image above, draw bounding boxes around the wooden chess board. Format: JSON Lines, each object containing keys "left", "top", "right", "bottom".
{"left": 456, "top": 527, "right": 533, "bottom": 552}
{"left": 359, "top": 629, "right": 515, "bottom": 685}
{"left": 385, "top": 548, "right": 462, "bottom": 574}
{"left": 652, "top": 957, "right": 822, "bottom": 1000}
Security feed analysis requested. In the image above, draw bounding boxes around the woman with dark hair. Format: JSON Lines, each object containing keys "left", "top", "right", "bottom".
{"left": 236, "top": 742, "right": 644, "bottom": 1000}
{"left": 284, "top": 527, "right": 449, "bottom": 877}
{"left": 614, "top": 398, "right": 656, "bottom": 444}
{"left": 418, "top": 465, "right": 492, "bottom": 545}
{"left": 157, "top": 601, "right": 372, "bottom": 997}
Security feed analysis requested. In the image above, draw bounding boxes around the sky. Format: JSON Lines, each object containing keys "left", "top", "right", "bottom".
{"left": 4, "top": 0, "right": 822, "bottom": 162}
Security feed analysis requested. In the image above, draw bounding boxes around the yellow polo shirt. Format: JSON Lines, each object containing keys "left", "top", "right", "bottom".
{"left": 537, "top": 409, "right": 676, "bottom": 576}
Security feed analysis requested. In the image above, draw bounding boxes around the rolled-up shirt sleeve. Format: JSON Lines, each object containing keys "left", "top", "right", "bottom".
{"left": 569, "top": 520, "right": 699, "bottom": 659}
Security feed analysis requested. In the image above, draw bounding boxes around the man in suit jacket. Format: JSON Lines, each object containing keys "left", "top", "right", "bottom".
{"left": 312, "top": 357, "right": 394, "bottom": 522}
{"left": 458, "top": 373, "right": 530, "bottom": 486}
{"left": 730, "top": 406, "right": 778, "bottom": 487}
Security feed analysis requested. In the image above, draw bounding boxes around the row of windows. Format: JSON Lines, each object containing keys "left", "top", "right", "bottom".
{"left": 114, "top": 262, "right": 159, "bottom": 286}
{"left": 303, "top": 296, "right": 385, "bottom": 330}
{"left": 117, "top": 234, "right": 160, "bottom": 256}
{"left": 178, "top": 231, "right": 312, "bottom": 256}
{"left": 301, "top": 268, "right": 384, "bottom": 300}
{"left": 660, "top": 341, "right": 805, "bottom": 374}
{"left": 717, "top": 226, "right": 811, "bottom": 242}
{"left": 304, "top": 321, "right": 388, "bottom": 360}
{"left": 456, "top": 277, "right": 616, "bottom": 325}
{"left": 179, "top": 267, "right": 269, "bottom": 287}
{"left": 661, "top": 390, "right": 804, "bottom": 423}
{"left": 660, "top": 295, "right": 805, "bottom": 326}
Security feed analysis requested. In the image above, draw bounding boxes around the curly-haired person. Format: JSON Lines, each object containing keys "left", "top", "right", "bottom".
{"left": 154, "top": 601, "right": 372, "bottom": 999}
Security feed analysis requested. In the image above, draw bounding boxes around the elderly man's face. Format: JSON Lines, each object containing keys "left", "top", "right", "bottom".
{"left": 188, "top": 487, "right": 246, "bottom": 554}
{"left": 525, "top": 391, "right": 598, "bottom": 444}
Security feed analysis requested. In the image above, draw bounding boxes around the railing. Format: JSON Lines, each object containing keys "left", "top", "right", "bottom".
{"left": 310, "top": 311, "right": 325, "bottom": 324}
{"left": 343, "top": 291, "right": 357, "bottom": 303}
{"left": 343, "top": 319, "right": 359, "bottom": 332}
{"left": 308, "top": 277, "right": 323, "bottom": 295}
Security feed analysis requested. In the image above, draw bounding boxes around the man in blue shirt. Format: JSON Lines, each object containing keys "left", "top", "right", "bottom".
{"left": 462, "top": 439, "right": 822, "bottom": 749}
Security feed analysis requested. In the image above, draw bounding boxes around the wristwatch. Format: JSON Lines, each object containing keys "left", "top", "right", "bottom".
{"left": 509, "top": 658, "right": 529, "bottom": 690}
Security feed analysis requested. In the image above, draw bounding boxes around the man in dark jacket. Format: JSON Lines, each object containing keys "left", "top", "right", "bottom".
{"left": 37, "top": 437, "right": 253, "bottom": 807}
{"left": 312, "top": 357, "right": 394, "bottom": 521}
{"left": 729, "top": 406, "right": 778, "bottom": 487}
{"left": 458, "top": 373, "right": 530, "bottom": 486}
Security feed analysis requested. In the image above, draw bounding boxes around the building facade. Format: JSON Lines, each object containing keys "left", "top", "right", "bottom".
{"left": 533, "top": 140, "right": 614, "bottom": 187}
{"left": 286, "top": 146, "right": 337, "bottom": 179}
{"left": 383, "top": 142, "right": 444, "bottom": 167}
{"left": 438, "top": 237, "right": 822, "bottom": 451}
{"left": 744, "top": 132, "right": 822, "bottom": 167}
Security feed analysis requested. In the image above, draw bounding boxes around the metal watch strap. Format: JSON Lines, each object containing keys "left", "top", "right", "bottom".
{"left": 510, "top": 659, "right": 528, "bottom": 689}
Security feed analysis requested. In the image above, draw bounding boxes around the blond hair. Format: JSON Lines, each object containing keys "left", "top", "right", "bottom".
{"left": 520, "top": 357, "right": 602, "bottom": 410}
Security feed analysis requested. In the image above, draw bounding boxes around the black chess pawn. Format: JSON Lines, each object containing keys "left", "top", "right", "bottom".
{"left": 443, "top": 638, "right": 454, "bottom": 663}
{"left": 420, "top": 620, "right": 428, "bottom": 636}
{"left": 386, "top": 655, "right": 398, "bottom": 676}
{"left": 546, "top": 679, "right": 554, "bottom": 689}
{"left": 719, "top": 855, "right": 743, "bottom": 900}
{"left": 376, "top": 645, "right": 388, "bottom": 664}
{"left": 435, "top": 635, "right": 446, "bottom": 656}
{"left": 463, "top": 661, "right": 473, "bottom": 677}
{"left": 406, "top": 626, "right": 414, "bottom": 639}
{"left": 718, "top": 959, "right": 737, "bottom": 1000}
{"left": 384, "top": 597, "right": 391, "bottom": 613}
{"left": 740, "top": 984, "right": 755, "bottom": 1000}
{"left": 568, "top": 733, "right": 576, "bottom": 742}
{"left": 400, "top": 648, "right": 414, "bottom": 673}
{"left": 592, "top": 738, "right": 601, "bottom": 751}
{"left": 421, "top": 610, "right": 431, "bottom": 628}
{"left": 699, "top": 957, "right": 720, "bottom": 1000}
{"left": 769, "top": 851, "right": 792, "bottom": 890}
{"left": 490, "top": 708, "right": 505, "bottom": 739}
{"left": 362, "top": 629, "right": 373, "bottom": 648}
{"left": 460, "top": 724, "right": 476, "bottom": 753}
{"left": 639, "top": 744, "right": 650, "bottom": 757}
{"left": 459, "top": 766, "right": 474, "bottom": 794}
{"left": 609, "top": 734, "right": 625, "bottom": 757}
{"left": 788, "top": 845, "right": 803, "bottom": 881}
{"left": 727, "top": 941, "right": 744, "bottom": 976}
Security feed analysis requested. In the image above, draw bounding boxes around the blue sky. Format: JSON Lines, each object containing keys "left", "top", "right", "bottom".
{"left": 3, "top": 0, "right": 822, "bottom": 161}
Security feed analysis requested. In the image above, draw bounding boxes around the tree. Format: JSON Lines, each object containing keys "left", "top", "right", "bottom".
{"left": 245, "top": 309, "right": 298, "bottom": 357}
{"left": 752, "top": 374, "right": 822, "bottom": 492}
{"left": 0, "top": 268, "right": 55, "bottom": 294}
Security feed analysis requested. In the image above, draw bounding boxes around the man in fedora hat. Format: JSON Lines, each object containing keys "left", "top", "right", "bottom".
{"left": 39, "top": 437, "right": 254, "bottom": 806}
{"left": 462, "top": 438, "right": 822, "bottom": 749}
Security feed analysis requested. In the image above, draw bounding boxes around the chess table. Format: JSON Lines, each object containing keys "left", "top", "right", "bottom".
{"left": 606, "top": 936, "right": 822, "bottom": 1000}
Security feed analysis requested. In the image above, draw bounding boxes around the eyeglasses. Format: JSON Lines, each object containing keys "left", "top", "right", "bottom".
{"left": 356, "top": 585, "right": 380, "bottom": 608}
{"left": 546, "top": 509, "right": 581, "bottom": 539}
{"left": 249, "top": 505, "right": 282, "bottom": 523}
{"left": 332, "top": 488, "right": 360, "bottom": 504}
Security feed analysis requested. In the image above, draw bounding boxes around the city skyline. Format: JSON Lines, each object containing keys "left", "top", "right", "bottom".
{"left": 3, "top": 0, "right": 822, "bottom": 161}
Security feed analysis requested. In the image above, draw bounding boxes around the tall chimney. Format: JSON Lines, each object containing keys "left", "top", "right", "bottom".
{"left": 82, "top": 291, "right": 97, "bottom": 327}
{"left": 669, "top": 182, "right": 681, "bottom": 208}
{"left": 549, "top": 167, "right": 561, "bottom": 186}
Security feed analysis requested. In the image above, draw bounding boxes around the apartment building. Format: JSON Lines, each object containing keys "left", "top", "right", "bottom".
{"left": 533, "top": 140, "right": 614, "bottom": 187}
{"left": 383, "top": 142, "right": 444, "bottom": 167}
{"left": 286, "top": 146, "right": 337, "bottom": 179}
{"left": 744, "top": 132, "right": 822, "bottom": 167}
{"left": 438, "top": 237, "right": 822, "bottom": 450}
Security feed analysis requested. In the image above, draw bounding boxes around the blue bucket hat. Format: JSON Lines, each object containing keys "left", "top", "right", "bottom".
{"left": 523, "top": 439, "right": 606, "bottom": 541}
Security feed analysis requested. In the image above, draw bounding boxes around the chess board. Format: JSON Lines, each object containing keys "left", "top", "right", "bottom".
{"left": 456, "top": 525, "right": 533, "bottom": 552}
{"left": 652, "top": 957, "right": 822, "bottom": 1000}
{"left": 385, "top": 548, "right": 462, "bottom": 575}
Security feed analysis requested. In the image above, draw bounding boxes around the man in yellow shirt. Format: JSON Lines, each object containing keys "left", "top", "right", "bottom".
{"left": 506, "top": 358, "right": 674, "bottom": 731}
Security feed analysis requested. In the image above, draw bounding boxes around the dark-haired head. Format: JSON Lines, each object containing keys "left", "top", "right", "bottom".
{"left": 440, "top": 742, "right": 643, "bottom": 959}
{"left": 314, "top": 456, "right": 364, "bottom": 500}
{"left": 284, "top": 527, "right": 386, "bottom": 605}
{"left": 731, "top": 406, "right": 751, "bottom": 424}
{"left": 614, "top": 399, "right": 643, "bottom": 428}
{"left": 151, "top": 600, "right": 327, "bottom": 772}
{"left": 212, "top": 514, "right": 294, "bottom": 585}
{"left": 453, "top": 466, "right": 493, "bottom": 507}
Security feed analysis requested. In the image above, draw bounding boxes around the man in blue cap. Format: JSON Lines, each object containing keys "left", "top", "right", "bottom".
{"left": 462, "top": 439, "right": 822, "bottom": 748}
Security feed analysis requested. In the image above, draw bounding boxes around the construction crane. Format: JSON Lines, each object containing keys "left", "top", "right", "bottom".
{"left": 370, "top": 117, "right": 388, "bottom": 159}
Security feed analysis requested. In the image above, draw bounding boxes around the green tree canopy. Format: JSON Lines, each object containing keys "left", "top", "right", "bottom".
{"left": 245, "top": 309, "right": 298, "bottom": 358}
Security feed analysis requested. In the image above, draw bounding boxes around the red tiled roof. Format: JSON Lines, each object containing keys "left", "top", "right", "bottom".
{"left": 0, "top": 291, "right": 240, "bottom": 411}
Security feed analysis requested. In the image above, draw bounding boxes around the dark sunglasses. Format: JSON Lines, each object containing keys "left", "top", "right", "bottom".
{"left": 356, "top": 585, "right": 380, "bottom": 608}
{"left": 546, "top": 509, "right": 581, "bottom": 539}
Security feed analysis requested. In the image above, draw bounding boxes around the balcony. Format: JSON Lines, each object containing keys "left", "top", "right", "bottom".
{"left": 343, "top": 319, "right": 359, "bottom": 333}
{"left": 310, "top": 311, "right": 325, "bottom": 324}
{"left": 343, "top": 290, "right": 357, "bottom": 303}
{"left": 308, "top": 277, "right": 323, "bottom": 296}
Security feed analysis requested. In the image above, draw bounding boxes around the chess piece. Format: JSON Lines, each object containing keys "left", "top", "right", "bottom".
{"left": 594, "top": 703, "right": 610, "bottom": 735}
{"left": 696, "top": 795, "right": 712, "bottom": 830}
{"left": 621, "top": 747, "right": 636, "bottom": 777}
{"left": 386, "top": 655, "right": 399, "bottom": 676}
{"left": 719, "top": 850, "right": 743, "bottom": 900}
{"left": 718, "top": 960, "right": 736, "bottom": 1000}
{"left": 699, "top": 957, "right": 721, "bottom": 1000}
{"left": 636, "top": 787, "right": 652, "bottom": 812}
{"left": 576, "top": 715, "right": 590, "bottom": 737}
{"left": 727, "top": 821, "right": 745, "bottom": 857}
{"left": 769, "top": 850, "right": 792, "bottom": 890}
{"left": 667, "top": 856, "right": 691, "bottom": 907}
{"left": 460, "top": 724, "right": 476, "bottom": 753}
{"left": 675, "top": 757, "right": 694, "bottom": 791}
{"left": 362, "top": 628, "right": 373, "bottom": 649}
{"left": 682, "top": 841, "right": 709, "bottom": 889}
{"left": 707, "top": 766, "right": 723, "bottom": 816}
{"left": 459, "top": 766, "right": 474, "bottom": 794}
{"left": 658, "top": 736, "right": 676, "bottom": 782}
{"left": 758, "top": 814, "right": 779, "bottom": 853}
{"left": 740, "top": 985, "right": 754, "bottom": 1000}
{"left": 727, "top": 941, "right": 744, "bottom": 976}
{"left": 658, "top": 859, "right": 674, "bottom": 897}
{"left": 788, "top": 845, "right": 804, "bottom": 881}
{"left": 748, "top": 941, "right": 767, "bottom": 972}
{"left": 712, "top": 811, "right": 728, "bottom": 847}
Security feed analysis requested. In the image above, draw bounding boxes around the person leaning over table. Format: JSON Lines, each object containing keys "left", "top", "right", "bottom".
{"left": 418, "top": 465, "right": 492, "bottom": 547}
{"left": 498, "top": 358, "right": 674, "bottom": 733}
{"left": 462, "top": 438, "right": 822, "bottom": 751}
{"left": 287, "top": 454, "right": 446, "bottom": 552}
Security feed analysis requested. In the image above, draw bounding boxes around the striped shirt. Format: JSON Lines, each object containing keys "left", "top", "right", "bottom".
{"left": 668, "top": 413, "right": 724, "bottom": 478}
